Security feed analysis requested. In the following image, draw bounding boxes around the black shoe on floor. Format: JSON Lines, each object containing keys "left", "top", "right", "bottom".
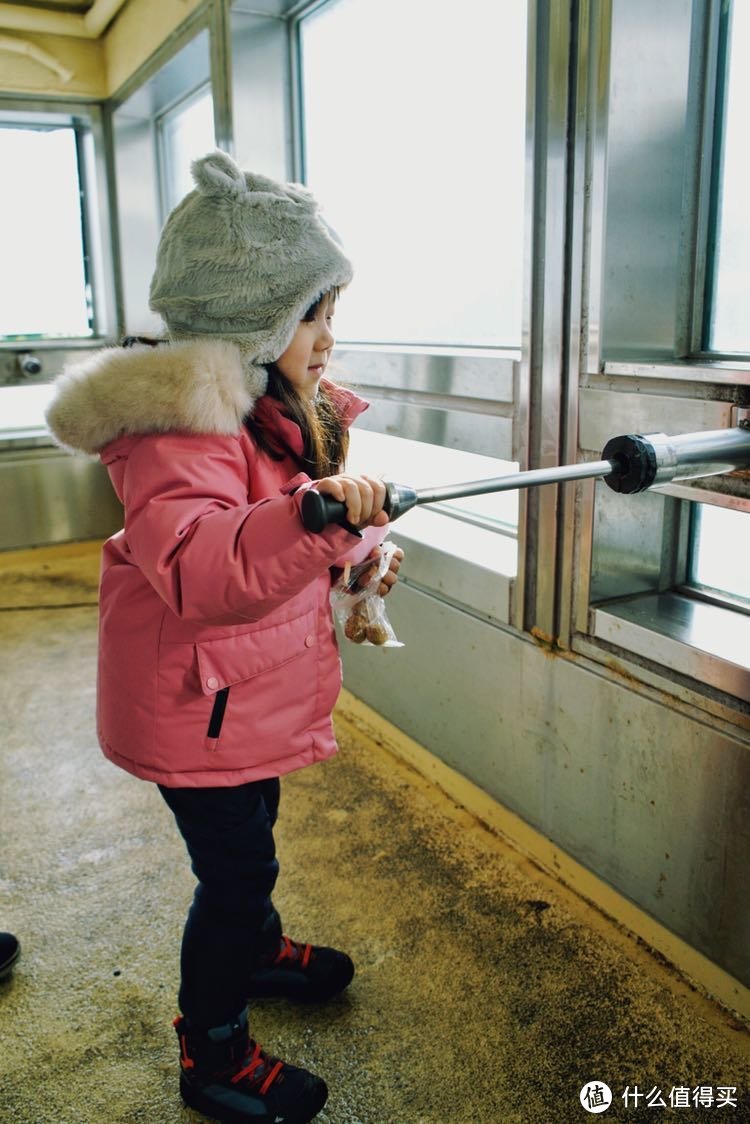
{"left": 175, "top": 1009, "right": 327, "bottom": 1124}
{"left": 247, "top": 935, "right": 354, "bottom": 1003}
{"left": 0, "top": 932, "right": 20, "bottom": 981}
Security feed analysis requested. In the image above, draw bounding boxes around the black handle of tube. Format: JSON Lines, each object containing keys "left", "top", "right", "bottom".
{"left": 301, "top": 489, "right": 353, "bottom": 532}
{"left": 301, "top": 484, "right": 401, "bottom": 534}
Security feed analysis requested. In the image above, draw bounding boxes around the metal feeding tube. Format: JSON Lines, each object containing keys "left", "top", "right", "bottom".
{"left": 299, "top": 427, "right": 750, "bottom": 533}
{"left": 412, "top": 459, "right": 616, "bottom": 506}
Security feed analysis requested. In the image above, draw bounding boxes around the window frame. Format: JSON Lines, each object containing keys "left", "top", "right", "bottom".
{"left": 564, "top": 0, "right": 750, "bottom": 718}
{"left": 682, "top": 498, "right": 750, "bottom": 616}
{"left": 0, "top": 100, "right": 115, "bottom": 354}
{"left": 595, "top": 0, "right": 750, "bottom": 373}
{"left": 154, "top": 80, "right": 215, "bottom": 225}
{"left": 0, "top": 113, "right": 99, "bottom": 346}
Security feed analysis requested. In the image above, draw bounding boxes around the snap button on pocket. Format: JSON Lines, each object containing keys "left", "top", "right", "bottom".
{"left": 305, "top": 635, "right": 315, "bottom": 648}
{"left": 206, "top": 676, "right": 219, "bottom": 690}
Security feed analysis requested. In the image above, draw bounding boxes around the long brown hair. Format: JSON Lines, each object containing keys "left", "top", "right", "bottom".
{"left": 247, "top": 363, "right": 349, "bottom": 479}
{"left": 246, "top": 291, "right": 349, "bottom": 479}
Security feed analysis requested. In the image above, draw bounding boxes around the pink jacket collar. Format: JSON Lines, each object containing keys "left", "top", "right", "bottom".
{"left": 251, "top": 379, "right": 369, "bottom": 457}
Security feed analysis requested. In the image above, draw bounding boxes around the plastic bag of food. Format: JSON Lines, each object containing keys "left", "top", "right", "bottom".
{"left": 331, "top": 540, "right": 403, "bottom": 648}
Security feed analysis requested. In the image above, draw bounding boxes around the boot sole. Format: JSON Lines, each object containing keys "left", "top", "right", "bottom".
{"left": 179, "top": 1072, "right": 328, "bottom": 1124}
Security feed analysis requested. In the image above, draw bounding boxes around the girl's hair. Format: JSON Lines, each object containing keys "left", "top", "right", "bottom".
{"left": 246, "top": 290, "right": 349, "bottom": 479}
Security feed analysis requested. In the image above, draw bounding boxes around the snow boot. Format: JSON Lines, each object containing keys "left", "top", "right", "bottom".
{"left": 247, "top": 934, "right": 354, "bottom": 1003}
{"left": 174, "top": 1008, "right": 328, "bottom": 1123}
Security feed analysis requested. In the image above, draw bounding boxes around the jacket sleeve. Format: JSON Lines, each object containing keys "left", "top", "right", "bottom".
{"left": 121, "top": 433, "right": 362, "bottom": 622}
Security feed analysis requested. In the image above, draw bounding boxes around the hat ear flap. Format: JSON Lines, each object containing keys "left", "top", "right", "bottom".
{"left": 191, "top": 151, "right": 247, "bottom": 198}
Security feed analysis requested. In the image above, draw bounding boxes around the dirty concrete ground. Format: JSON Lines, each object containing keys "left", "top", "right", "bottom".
{"left": 0, "top": 543, "right": 748, "bottom": 1124}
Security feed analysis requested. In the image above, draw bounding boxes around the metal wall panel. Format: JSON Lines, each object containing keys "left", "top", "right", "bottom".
{"left": 335, "top": 349, "right": 516, "bottom": 458}
{"left": 231, "top": 8, "right": 290, "bottom": 178}
{"left": 341, "top": 582, "right": 750, "bottom": 987}
{"left": 111, "top": 95, "right": 163, "bottom": 336}
{"left": 578, "top": 387, "right": 735, "bottom": 453}
{"left": 334, "top": 350, "right": 516, "bottom": 403}
{"left": 0, "top": 446, "right": 122, "bottom": 550}
{"left": 111, "top": 29, "right": 211, "bottom": 336}
{"left": 354, "top": 400, "right": 513, "bottom": 461}
{"left": 601, "top": 0, "right": 694, "bottom": 359}
{"left": 589, "top": 486, "right": 670, "bottom": 602}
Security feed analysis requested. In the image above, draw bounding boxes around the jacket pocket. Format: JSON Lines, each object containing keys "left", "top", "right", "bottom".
{"left": 195, "top": 606, "right": 315, "bottom": 693}
{"left": 194, "top": 607, "right": 317, "bottom": 752}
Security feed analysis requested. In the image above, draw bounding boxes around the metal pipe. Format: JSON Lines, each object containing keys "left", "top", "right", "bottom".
{"left": 601, "top": 427, "right": 750, "bottom": 492}
{"left": 414, "top": 460, "right": 615, "bottom": 505}
{"left": 300, "top": 427, "right": 750, "bottom": 533}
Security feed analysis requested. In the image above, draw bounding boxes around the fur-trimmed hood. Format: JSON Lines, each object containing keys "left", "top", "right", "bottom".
{"left": 45, "top": 340, "right": 270, "bottom": 456}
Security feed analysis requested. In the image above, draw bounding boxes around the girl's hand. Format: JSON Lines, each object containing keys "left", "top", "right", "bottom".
{"left": 358, "top": 545, "right": 404, "bottom": 597}
{"left": 316, "top": 474, "right": 389, "bottom": 528}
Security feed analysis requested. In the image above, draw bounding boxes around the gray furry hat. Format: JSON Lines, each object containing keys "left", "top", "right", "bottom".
{"left": 149, "top": 150, "right": 353, "bottom": 377}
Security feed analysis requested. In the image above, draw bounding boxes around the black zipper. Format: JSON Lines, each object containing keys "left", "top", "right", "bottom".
{"left": 207, "top": 687, "right": 230, "bottom": 738}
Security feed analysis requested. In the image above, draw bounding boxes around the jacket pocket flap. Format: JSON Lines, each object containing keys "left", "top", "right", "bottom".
{"left": 195, "top": 609, "right": 316, "bottom": 695}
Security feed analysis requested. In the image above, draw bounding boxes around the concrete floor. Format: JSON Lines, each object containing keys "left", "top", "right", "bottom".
{"left": 0, "top": 543, "right": 748, "bottom": 1123}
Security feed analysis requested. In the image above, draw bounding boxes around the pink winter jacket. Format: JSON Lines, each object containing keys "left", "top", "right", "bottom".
{"left": 45, "top": 339, "right": 385, "bottom": 787}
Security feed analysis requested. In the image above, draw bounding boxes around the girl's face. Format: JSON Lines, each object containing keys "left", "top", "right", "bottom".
{"left": 275, "top": 291, "right": 336, "bottom": 401}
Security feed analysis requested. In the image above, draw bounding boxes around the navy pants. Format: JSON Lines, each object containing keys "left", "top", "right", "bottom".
{"left": 158, "top": 777, "right": 283, "bottom": 1029}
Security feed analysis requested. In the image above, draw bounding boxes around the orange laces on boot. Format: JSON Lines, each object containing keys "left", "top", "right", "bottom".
{"left": 231, "top": 1040, "right": 284, "bottom": 1096}
{"left": 273, "top": 934, "right": 313, "bottom": 968}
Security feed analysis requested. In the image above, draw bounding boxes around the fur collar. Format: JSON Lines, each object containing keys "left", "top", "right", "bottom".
{"left": 45, "top": 340, "right": 267, "bottom": 455}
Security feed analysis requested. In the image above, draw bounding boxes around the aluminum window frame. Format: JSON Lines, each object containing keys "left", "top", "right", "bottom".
{"left": 0, "top": 107, "right": 108, "bottom": 347}
{"left": 593, "top": 0, "right": 750, "bottom": 373}
{"left": 566, "top": 0, "right": 750, "bottom": 720}
{"left": 681, "top": 498, "right": 750, "bottom": 616}
{"left": 154, "top": 79, "right": 215, "bottom": 224}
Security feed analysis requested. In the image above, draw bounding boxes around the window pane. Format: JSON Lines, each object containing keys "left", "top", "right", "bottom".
{"left": 300, "top": 0, "right": 527, "bottom": 347}
{"left": 0, "top": 126, "right": 91, "bottom": 340}
{"left": 159, "top": 87, "right": 215, "bottom": 215}
{"left": 706, "top": 1, "right": 750, "bottom": 352}
{"left": 690, "top": 504, "right": 750, "bottom": 606}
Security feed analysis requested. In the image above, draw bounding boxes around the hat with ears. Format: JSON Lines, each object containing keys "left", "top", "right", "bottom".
{"left": 148, "top": 150, "right": 353, "bottom": 385}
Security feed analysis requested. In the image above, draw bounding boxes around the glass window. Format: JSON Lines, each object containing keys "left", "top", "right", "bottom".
{"left": 299, "top": 0, "right": 527, "bottom": 348}
{"left": 0, "top": 124, "right": 92, "bottom": 341}
{"left": 347, "top": 428, "right": 518, "bottom": 536}
{"left": 705, "top": 0, "right": 750, "bottom": 353}
{"left": 158, "top": 86, "right": 215, "bottom": 217}
{"left": 688, "top": 503, "right": 750, "bottom": 609}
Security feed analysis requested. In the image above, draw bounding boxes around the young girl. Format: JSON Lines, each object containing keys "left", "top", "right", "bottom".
{"left": 45, "top": 150, "right": 403, "bottom": 1124}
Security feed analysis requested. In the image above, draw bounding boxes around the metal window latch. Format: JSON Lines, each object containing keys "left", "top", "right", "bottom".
{"left": 16, "top": 353, "right": 42, "bottom": 377}
{"left": 731, "top": 407, "right": 750, "bottom": 430}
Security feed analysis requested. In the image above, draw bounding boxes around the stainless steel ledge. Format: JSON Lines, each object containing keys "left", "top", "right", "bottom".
{"left": 388, "top": 506, "right": 515, "bottom": 626}
{"left": 591, "top": 592, "right": 750, "bottom": 704}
